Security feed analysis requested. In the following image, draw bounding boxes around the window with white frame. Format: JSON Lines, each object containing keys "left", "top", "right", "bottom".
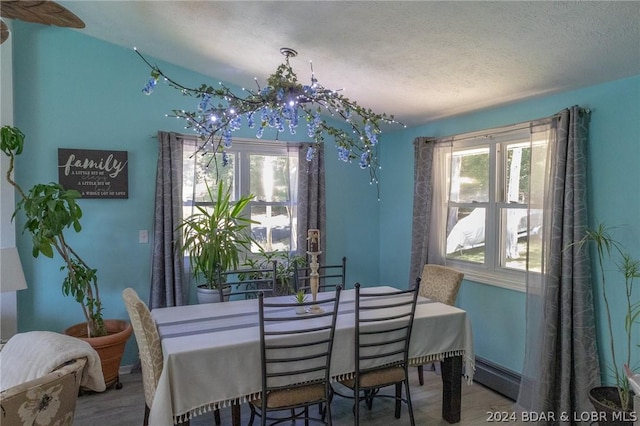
{"left": 182, "top": 137, "right": 299, "bottom": 253}
{"left": 430, "top": 122, "right": 551, "bottom": 291}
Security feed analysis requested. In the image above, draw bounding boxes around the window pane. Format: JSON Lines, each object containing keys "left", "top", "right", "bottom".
{"left": 249, "top": 154, "right": 295, "bottom": 202}
{"left": 183, "top": 147, "right": 235, "bottom": 205}
{"left": 500, "top": 207, "right": 543, "bottom": 272}
{"left": 451, "top": 148, "right": 489, "bottom": 203}
{"left": 446, "top": 207, "right": 485, "bottom": 264}
{"left": 182, "top": 147, "right": 235, "bottom": 220}
{"left": 250, "top": 204, "right": 292, "bottom": 252}
{"left": 505, "top": 143, "right": 531, "bottom": 203}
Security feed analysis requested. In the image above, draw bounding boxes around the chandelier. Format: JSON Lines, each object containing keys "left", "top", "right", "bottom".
{"left": 136, "top": 47, "right": 404, "bottom": 188}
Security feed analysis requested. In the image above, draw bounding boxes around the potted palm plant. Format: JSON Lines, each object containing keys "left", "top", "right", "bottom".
{"left": 576, "top": 223, "right": 639, "bottom": 424}
{"left": 1, "top": 125, "right": 132, "bottom": 388}
{"left": 178, "top": 181, "right": 257, "bottom": 303}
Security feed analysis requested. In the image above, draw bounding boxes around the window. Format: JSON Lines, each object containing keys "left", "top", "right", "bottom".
{"left": 182, "top": 137, "right": 299, "bottom": 253}
{"left": 430, "top": 122, "right": 551, "bottom": 290}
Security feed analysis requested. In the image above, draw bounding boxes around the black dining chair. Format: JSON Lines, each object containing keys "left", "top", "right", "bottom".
{"left": 295, "top": 256, "right": 347, "bottom": 293}
{"left": 248, "top": 287, "right": 342, "bottom": 426}
{"left": 217, "top": 260, "right": 278, "bottom": 301}
{"left": 333, "top": 283, "right": 419, "bottom": 426}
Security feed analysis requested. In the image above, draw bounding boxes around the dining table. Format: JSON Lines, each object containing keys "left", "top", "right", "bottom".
{"left": 149, "top": 286, "right": 475, "bottom": 426}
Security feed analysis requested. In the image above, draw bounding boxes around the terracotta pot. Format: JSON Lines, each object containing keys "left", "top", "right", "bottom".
{"left": 588, "top": 387, "right": 636, "bottom": 426}
{"left": 64, "top": 319, "right": 133, "bottom": 389}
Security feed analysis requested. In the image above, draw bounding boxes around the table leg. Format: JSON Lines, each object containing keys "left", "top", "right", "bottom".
{"left": 231, "top": 403, "right": 241, "bottom": 426}
{"left": 440, "top": 355, "right": 462, "bottom": 424}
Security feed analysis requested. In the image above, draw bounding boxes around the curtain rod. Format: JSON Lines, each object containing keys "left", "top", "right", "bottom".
{"left": 428, "top": 106, "right": 590, "bottom": 145}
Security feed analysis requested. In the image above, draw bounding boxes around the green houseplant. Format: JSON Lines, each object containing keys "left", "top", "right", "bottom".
{"left": 1, "top": 126, "right": 106, "bottom": 337}
{"left": 240, "top": 248, "right": 307, "bottom": 296}
{"left": 293, "top": 289, "right": 308, "bottom": 314}
{"left": 178, "top": 181, "right": 257, "bottom": 302}
{"left": 2, "top": 125, "right": 132, "bottom": 388}
{"left": 576, "top": 223, "right": 640, "bottom": 415}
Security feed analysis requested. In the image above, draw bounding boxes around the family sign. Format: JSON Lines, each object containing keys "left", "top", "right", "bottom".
{"left": 58, "top": 148, "right": 129, "bottom": 199}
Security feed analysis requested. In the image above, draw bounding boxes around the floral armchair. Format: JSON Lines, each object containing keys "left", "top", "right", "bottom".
{"left": 0, "top": 357, "right": 86, "bottom": 426}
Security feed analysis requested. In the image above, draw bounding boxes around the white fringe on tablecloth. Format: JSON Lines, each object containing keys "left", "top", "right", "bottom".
{"left": 173, "top": 350, "right": 475, "bottom": 424}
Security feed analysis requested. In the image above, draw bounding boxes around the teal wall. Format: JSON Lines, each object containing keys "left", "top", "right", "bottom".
{"left": 9, "top": 22, "right": 380, "bottom": 366}
{"left": 379, "top": 75, "right": 640, "bottom": 376}
{"left": 8, "top": 21, "right": 639, "bottom": 380}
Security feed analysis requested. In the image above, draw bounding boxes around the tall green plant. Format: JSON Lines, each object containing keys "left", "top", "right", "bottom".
{"left": 576, "top": 223, "right": 640, "bottom": 411}
{"left": 178, "top": 181, "right": 257, "bottom": 289}
{"left": 1, "top": 125, "right": 105, "bottom": 337}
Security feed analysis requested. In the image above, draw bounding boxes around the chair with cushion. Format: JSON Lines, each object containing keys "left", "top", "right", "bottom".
{"left": 416, "top": 264, "right": 464, "bottom": 385}
{"left": 295, "top": 256, "right": 346, "bottom": 293}
{"left": 0, "top": 357, "right": 86, "bottom": 426}
{"left": 248, "top": 287, "right": 342, "bottom": 425}
{"left": 334, "top": 283, "right": 419, "bottom": 425}
{"left": 123, "top": 288, "right": 220, "bottom": 425}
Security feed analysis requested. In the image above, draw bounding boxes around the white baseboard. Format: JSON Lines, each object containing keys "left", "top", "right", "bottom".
{"left": 119, "top": 364, "right": 135, "bottom": 375}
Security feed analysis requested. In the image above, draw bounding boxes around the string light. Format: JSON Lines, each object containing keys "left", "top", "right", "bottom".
{"left": 135, "top": 47, "right": 404, "bottom": 189}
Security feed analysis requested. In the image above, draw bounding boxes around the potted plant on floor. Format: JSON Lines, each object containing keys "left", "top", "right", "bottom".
{"left": 576, "top": 223, "right": 639, "bottom": 424}
{"left": 178, "top": 180, "right": 258, "bottom": 303}
{"left": 1, "top": 125, "right": 132, "bottom": 389}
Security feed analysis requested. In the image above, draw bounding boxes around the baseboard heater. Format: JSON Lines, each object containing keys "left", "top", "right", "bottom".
{"left": 473, "top": 356, "right": 521, "bottom": 401}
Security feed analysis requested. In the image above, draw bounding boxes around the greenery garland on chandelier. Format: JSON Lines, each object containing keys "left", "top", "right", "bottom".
{"left": 135, "top": 47, "right": 404, "bottom": 192}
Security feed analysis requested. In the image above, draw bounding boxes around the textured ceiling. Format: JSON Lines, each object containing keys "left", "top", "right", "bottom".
{"left": 56, "top": 1, "right": 640, "bottom": 127}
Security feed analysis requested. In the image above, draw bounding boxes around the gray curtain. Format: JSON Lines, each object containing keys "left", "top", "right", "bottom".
{"left": 516, "top": 106, "right": 600, "bottom": 423}
{"left": 296, "top": 143, "right": 326, "bottom": 257}
{"left": 408, "top": 137, "right": 435, "bottom": 287}
{"left": 149, "top": 131, "right": 186, "bottom": 309}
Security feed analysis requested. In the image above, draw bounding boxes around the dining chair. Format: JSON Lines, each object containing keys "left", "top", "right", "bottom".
{"left": 122, "top": 288, "right": 221, "bottom": 426}
{"left": 415, "top": 264, "right": 464, "bottom": 385}
{"left": 295, "top": 256, "right": 347, "bottom": 293}
{"left": 248, "top": 287, "right": 342, "bottom": 426}
{"left": 334, "top": 283, "right": 419, "bottom": 426}
{"left": 218, "top": 260, "right": 278, "bottom": 301}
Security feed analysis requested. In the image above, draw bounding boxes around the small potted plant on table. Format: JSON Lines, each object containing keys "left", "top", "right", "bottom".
{"left": 294, "top": 290, "right": 308, "bottom": 315}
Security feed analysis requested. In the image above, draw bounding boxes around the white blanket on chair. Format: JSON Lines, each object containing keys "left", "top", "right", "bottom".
{"left": 0, "top": 331, "right": 106, "bottom": 392}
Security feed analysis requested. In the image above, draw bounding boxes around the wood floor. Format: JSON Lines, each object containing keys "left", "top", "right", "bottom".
{"left": 74, "top": 368, "right": 520, "bottom": 425}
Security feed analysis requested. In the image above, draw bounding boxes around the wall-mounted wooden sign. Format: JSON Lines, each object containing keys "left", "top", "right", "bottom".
{"left": 58, "top": 148, "right": 128, "bottom": 199}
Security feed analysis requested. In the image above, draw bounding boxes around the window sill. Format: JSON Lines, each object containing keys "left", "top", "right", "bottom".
{"left": 444, "top": 261, "right": 526, "bottom": 293}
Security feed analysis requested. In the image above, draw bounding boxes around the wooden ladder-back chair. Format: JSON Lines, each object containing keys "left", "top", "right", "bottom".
{"left": 248, "top": 287, "right": 342, "bottom": 425}
{"left": 335, "top": 283, "right": 419, "bottom": 425}
{"left": 416, "top": 264, "right": 464, "bottom": 385}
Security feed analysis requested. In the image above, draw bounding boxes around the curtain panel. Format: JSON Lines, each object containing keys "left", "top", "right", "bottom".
{"left": 150, "top": 131, "right": 186, "bottom": 309}
{"left": 516, "top": 106, "right": 599, "bottom": 424}
{"left": 409, "top": 137, "right": 435, "bottom": 288}
{"left": 296, "top": 143, "right": 326, "bottom": 258}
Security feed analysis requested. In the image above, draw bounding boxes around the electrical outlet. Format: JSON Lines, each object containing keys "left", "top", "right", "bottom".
{"left": 139, "top": 230, "right": 149, "bottom": 244}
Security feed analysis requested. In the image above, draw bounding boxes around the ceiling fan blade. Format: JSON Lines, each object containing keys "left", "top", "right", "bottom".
{"left": 0, "top": 1, "right": 84, "bottom": 28}
{"left": 1, "top": 19, "right": 8, "bottom": 44}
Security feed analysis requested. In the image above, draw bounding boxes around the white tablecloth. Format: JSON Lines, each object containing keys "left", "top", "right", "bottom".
{"left": 150, "top": 286, "right": 474, "bottom": 425}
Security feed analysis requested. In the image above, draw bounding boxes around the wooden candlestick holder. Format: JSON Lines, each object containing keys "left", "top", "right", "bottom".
{"left": 307, "top": 251, "right": 323, "bottom": 313}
